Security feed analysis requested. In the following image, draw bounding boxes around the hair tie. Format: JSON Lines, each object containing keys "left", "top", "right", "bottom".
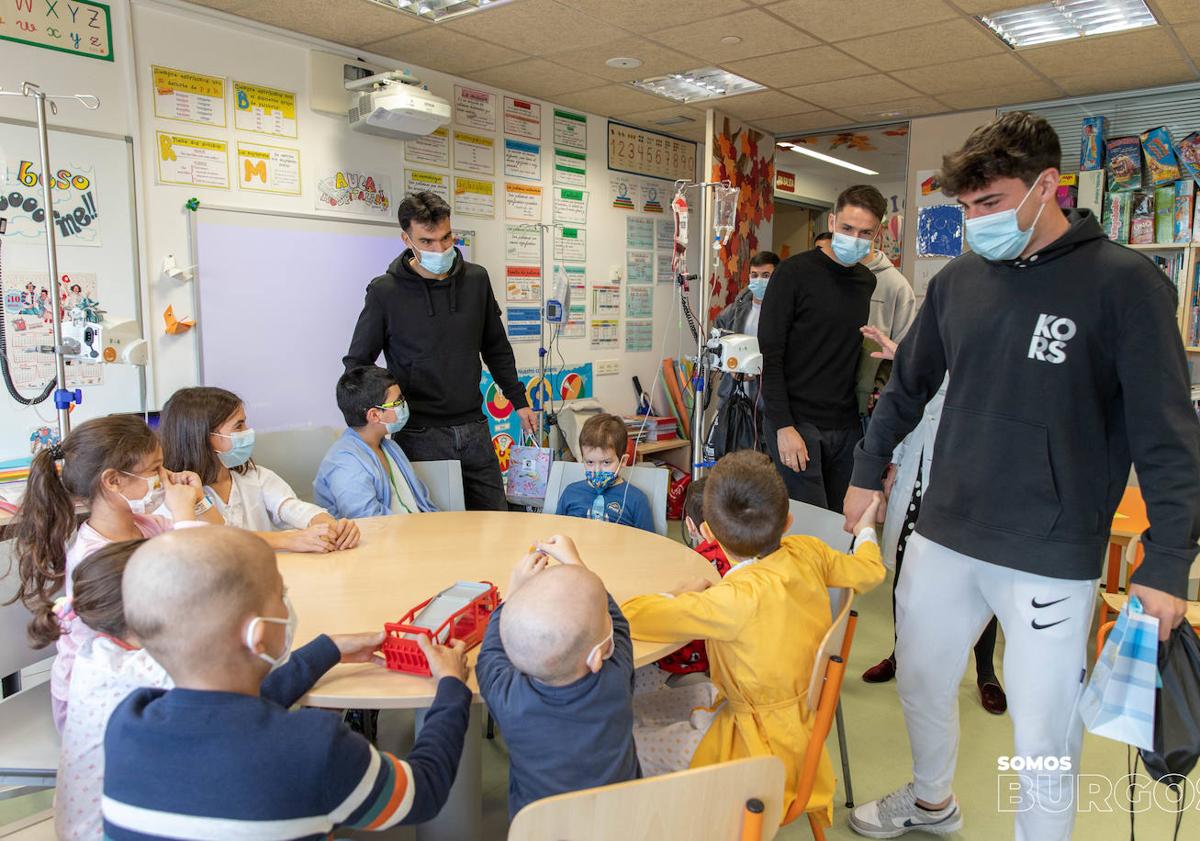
{"left": 53, "top": 595, "right": 76, "bottom": 622}
{"left": 47, "top": 443, "right": 65, "bottom": 461}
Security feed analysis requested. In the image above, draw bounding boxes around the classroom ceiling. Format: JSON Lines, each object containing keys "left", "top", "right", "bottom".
{"left": 187, "top": 0, "right": 1200, "bottom": 142}
{"left": 781, "top": 124, "right": 911, "bottom": 181}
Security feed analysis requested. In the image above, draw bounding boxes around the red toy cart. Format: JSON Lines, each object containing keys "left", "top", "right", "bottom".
{"left": 381, "top": 581, "right": 500, "bottom": 677}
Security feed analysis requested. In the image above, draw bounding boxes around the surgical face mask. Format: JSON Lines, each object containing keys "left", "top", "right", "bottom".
{"left": 213, "top": 428, "right": 256, "bottom": 468}
{"left": 378, "top": 401, "right": 410, "bottom": 435}
{"left": 408, "top": 238, "right": 456, "bottom": 275}
{"left": 587, "top": 622, "right": 614, "bottom": 670}
{"left": 245, "top": 594, "right": 297, "bottom": 672}
{"left": 964, "top": 178, "right": 1047, "bottom": 262}
{"left": 120, "top": 470, "right": 165, "bottom": 515}
{"left": 831, "top": 231, "right": 871, "bottom": 265}
{"left": 748, "top": 275, "right": 770, "bottom": 300}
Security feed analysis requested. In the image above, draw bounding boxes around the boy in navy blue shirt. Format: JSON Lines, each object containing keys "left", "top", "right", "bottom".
{"left": 103, "top": 526, "right": 471, "bottom": 840}
{"left": 477, "top": 534, "right": 640, "bottom": 817}
{"left": 553, "top": 413, "right": 654, "bottom": 531}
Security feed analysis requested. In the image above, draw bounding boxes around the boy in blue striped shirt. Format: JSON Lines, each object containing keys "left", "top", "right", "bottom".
{"left": 102, "top": 526, "right": 471, "bottom": 840}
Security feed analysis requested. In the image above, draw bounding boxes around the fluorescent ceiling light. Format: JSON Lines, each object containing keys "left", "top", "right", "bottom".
{"left": 777, "top": 142, "right": 879, "bottom": 176}
{"left": 629, "top": 67, "right": 765, "bottom": 103}
{"left": 978, "top": 0, "right": 1157, "bottom": 48}
{"left": 368, "top": 0, "right": 514, "bottom": 22}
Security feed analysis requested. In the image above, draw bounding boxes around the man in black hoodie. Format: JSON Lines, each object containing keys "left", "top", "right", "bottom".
{"left": 844, "top": 114, "right": 1200, "bottom": 841}
{"left": 345, "top": 192, "right": 532, "bottom": 511}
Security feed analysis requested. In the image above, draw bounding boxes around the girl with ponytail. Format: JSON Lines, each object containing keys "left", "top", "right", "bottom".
{"left": 10, "top": 414, "right": 211, "bottom": 731}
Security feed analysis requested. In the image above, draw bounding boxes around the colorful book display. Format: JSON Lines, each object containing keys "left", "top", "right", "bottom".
{"left": 1179, "top": 131, "right": 1200, "bottom": 183}
{"left": 1141, "top": 127, "right": 1182, "bottom": 186}
{"left": 1154, "top": 186, "right": 1175, "bottom": 243}
{"left": 1175, "top": 180, "right": 1196, "bottom": 244}
{"left": 1130, "top": 192, "right": 1155, "bottom": 244}
{"left": 1080, "top": 116, "right": 1106, "bottom": 171}
{"left": 1102, "top": 191, "right": 1132, "bottom": 243}
{"left": 1106, "top": 136, "right": 1143, "bottom": 191}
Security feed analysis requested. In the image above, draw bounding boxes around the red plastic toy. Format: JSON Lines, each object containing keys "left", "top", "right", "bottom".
{"left": 381, "top": 581, "right": 500, "bottom": 677}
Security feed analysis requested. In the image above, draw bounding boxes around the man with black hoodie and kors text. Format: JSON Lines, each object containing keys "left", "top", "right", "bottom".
{"left": 345, "top": 192, "right": 533, "bottom": 511}
{"left": 844, "top": 113, "right": 1200, "bottom": 841}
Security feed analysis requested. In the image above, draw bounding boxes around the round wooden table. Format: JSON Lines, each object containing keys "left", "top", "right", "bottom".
{"left": 279, "top": 510, "right": 717, "bottom": 709}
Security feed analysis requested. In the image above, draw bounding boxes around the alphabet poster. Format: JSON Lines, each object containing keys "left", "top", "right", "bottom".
{"left": 0, "top": 0, "right": 114, "bottom": 62}
{"left": 0, "top": 159, "right": 101, "bottom": 246}
{"left": 236, "top": 142, "right": 300, "bottom": 195}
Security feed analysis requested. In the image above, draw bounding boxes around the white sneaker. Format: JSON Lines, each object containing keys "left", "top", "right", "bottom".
{"left": 848, "top": 783, "right": 963, "bottom": 838}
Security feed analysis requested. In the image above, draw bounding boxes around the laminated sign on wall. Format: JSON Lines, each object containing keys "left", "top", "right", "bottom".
{"left": 0, "top": 160, "right": 102, "bottom": 246}
{"left": 316, "top": 169, "right": 392, "bottom": 215}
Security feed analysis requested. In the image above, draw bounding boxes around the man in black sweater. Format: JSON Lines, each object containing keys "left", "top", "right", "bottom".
{"left": 345, "top": 192, "right": 532, "bottom": 511}
{"left": 844, "top": 114, "right": 1200, "bottom": 840}
{"left": 758, "top": 185, "right": 882, "bottom": 511}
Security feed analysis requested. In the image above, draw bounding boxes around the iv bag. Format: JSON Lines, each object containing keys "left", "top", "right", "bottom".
{"left": 672, "top": 187, "right": 689, "bottom": 275}
{"left": 713, "top": 183, "right": 738, "bottom": 249}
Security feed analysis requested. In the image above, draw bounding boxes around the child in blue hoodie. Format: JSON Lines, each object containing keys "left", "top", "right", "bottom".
{"left": 314, "top": 366, "right": 437, "bottom": 518}
{"left": 552, "top": 413, "right": 653, "bottom": 532}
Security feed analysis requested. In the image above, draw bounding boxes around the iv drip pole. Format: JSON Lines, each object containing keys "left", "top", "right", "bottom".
{"left": 0, "top": 83, "right": 100, "bottom": 439}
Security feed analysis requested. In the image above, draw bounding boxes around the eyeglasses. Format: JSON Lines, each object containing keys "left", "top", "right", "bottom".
{"left": 375, "top": 398, "right": 407, "bottom": 411}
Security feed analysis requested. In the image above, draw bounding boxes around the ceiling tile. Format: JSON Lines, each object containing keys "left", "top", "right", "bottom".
{"left": 650, "top": 9, "right": 818, "bottom": 63}
{"left": 836, "top": 96, "right": 950, "bottom": 122}
{"left": 938, "top": 80, "right": 1063, "bottom": 110}
{"left": 783, "top": 74, "right": 920, "bottom": 109}
{"left": 556, "top": 0, "right": 752, "bottom": 31}
{"left": 1018, "top": 27, "right": 1184, "bottom": 75}
{"left": 892, "top": 53, "right": 1042, "bottom": 95}
{"left": 465, "top": 59, "right": 608, "bottom": 99}
{"left": 235, "top": 0, "right": 428, "bottom": 47}
{"left": 764, "top": 0, "right": 958, "bottom": 42}
{"left": 617, "top": 104, "right": 709, "bottom": 131}
{"left": 721, "top": 45, "right": 874, "bottom": 89}
{"left": 544, "top": 36, "right": 697, "bottom": 82}
{"left": 715, "top": 90, "right": 818, "bottom": 119}
{"left": 1147, "top": 0, "right": 1200, "bottom": 23}
{"left": 367, "top": 28, "right": 528, "bottom": 75}
{"left": 442, "top": 0, "right": 624, "bottom": 53}
{"left": 1174, "top": 22, "right": 1200, "bottom": 61}
{"left": 1055, "top": 62, "right": 1198, "bottom": 96}
{"left": 947, "top": 0, "right": 1030, "bottom": 12}
{"left": 836, "top": 18, "right": 1006, "bottom": 71}
{"left": 754, "top": 110, "right": 849, "bottom": 135}
{"left": 554, "top": 84, "right": 672, "bottom": 117}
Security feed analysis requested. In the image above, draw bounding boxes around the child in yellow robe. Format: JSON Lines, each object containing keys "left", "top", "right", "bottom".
{"left": 622, "top": 450, "right": 885, "bottom": 828}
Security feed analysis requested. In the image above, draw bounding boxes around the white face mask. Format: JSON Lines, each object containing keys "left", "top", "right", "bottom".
{"left": 120, "top": 471, "right": 165, "bottom": 516}
{"left": 587, "top": 620, "right": 614, "bottom": 671}
{"left": 245, "top": 594, "right": 297, "bottom": 672}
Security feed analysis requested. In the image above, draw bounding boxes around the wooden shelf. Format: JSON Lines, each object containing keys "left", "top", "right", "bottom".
{"left": 1186, "top": 347, "right": 1200, "bottom": 354}
{"left": 1126, "top": 242, "right": 1197, "bottom": 251}
{"left": 634, "top": 439, "right": 690, "bottom": 456}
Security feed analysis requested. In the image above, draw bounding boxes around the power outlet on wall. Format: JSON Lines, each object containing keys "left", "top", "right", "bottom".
{"left": 610, "top": 266, "right": 623, "bottom": 282}
{"left": 596, "top": 359, "right": 620, "bottom": 376}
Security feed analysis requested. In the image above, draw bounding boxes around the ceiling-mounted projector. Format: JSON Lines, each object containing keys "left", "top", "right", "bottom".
{"left": 346, "top": 70, "right": 450, "bottom": 140}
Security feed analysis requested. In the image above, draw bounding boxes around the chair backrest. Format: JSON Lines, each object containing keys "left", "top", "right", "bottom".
{"left": 507, "top": 756, "right": 785, "bottom": 841}
{"left": 0, "top": 542, "right": 51, "bottom": 684}
{"left": 786, "top": 499, "right": 852, "bottom": 552}
{"left": 806, "top": 588, "right": 854, "bottom": 714}
{"left": 409, "top": 460, "right": 465, "bottom": 512}
{"left": 252, "top": 426, "right": 341, "bottom": 503}
{"left": 543, "top": 461, "right": 670, "bottom": 536}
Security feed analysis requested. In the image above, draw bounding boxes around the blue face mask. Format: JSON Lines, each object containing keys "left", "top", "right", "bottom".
{"left": 748, "top": 278, "right": 769, "bottom": 300}
{"left": 585, "top": 470, "right": 619, "bottom": 492}
{"left": 412, "top": 245, "right": 456, "bottom": 275}
{"left": 964, "top": 179, "right": 1046, "bottom": 262}
{"left": 381, "top": 402, "right": 409, "bottom": 435}
{"left": 214, "top": 428, "right": 255, "bottom": 468}
{"left": 831, "top": 231, "right": 871, "bottom": 266}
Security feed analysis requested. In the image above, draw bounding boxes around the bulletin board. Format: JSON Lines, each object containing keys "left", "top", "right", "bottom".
{"left": 0, "top": 117, "right": 144, "bottom": 461}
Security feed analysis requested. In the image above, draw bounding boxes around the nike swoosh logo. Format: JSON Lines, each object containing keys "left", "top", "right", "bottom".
{"left": 1032, "top": 596, "right": 1069, "bottom": 609}
{"left": 903, "top": 810, "right": 958, "bottom": 828}
{"left": 1032, "top": 617, "right": 1069, "bottom": 630}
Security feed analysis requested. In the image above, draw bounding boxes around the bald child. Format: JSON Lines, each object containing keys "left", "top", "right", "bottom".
{"left": 102, "top": 526, "right": 472, "bottom": 840}
{"left": 477, "top": 534, "right": 640, "bottom": 818}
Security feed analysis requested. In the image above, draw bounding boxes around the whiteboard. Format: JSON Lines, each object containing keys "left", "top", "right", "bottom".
{"left": 193, "top": 207, "right": 406, "bottom": 432}
{"left": 0, "top": 119, "right": 144, "bottom": 461}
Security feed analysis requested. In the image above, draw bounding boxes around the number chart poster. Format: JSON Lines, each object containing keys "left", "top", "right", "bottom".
{"left": 480, "top": 362, "right": 594, "bottom": 476}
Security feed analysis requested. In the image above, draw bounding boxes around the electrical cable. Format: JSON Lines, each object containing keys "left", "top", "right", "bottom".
{"left": 0, "top": 222, "right": 55, "bottom": 405}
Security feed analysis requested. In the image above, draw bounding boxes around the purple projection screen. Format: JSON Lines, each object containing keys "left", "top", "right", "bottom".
{"left": 194, "top": 210, "right": 402, "bottom": 431}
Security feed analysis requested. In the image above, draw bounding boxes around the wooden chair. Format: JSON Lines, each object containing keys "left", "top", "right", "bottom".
{"left": 784, "top": 499, "right": 858, "bottom": 808}
{"left": 542, "top": 461, "right": 671, "bottom": 536}
{"left": 0, "top": 543, "right": 60, "bottom": 798}
{"left": 409, "top": 459, "right": 466, "bottom": 512}
{"left": 507, "top": 756, "right": 786, "bottom": 841}
{"left": 1095, "top": 535, "right": 1200, "bottom": 659}
{"left": 780, "top": 588, "right": 859, "bottom": 840}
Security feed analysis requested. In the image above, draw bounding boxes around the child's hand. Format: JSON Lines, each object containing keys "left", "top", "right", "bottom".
{"left": 537, "top": 534, "right": 583, "bottom": 566}
{"left": 166, "top": 469, "right": 205, "bottom": 493}
{"left": 285, "top": 524, "right": 336, "bottom": 553}
{"left": 853, "top": 492, "right": 883, "bottom": 535}
{"left": 671, "top": 577, "right": 712, "bottom": 596}
{"left": 161, "top": 468, "right": 201, "bottom": 519}
{"left": 332, "top": 630, "right": 386, "bottom": 665}
{"left": 509, "top": 550, "right": 550, "bottom": 596}
{"left": 418, "top": 635, "right": 469, "bottom": 684}
{"left": 860, "top": 325, "right": 898, "bottom": 360}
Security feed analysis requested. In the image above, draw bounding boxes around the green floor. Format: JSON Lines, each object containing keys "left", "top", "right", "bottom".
{"left": 3, "top": 526, "right": 1191, "bottom": 840}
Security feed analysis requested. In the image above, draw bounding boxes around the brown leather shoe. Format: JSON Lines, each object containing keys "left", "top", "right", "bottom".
{"left": 862, "top": 656, "right": 896, "bottom": 683}
{"left": 979, "top": 680, "right": 1007, "bottom": 715}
